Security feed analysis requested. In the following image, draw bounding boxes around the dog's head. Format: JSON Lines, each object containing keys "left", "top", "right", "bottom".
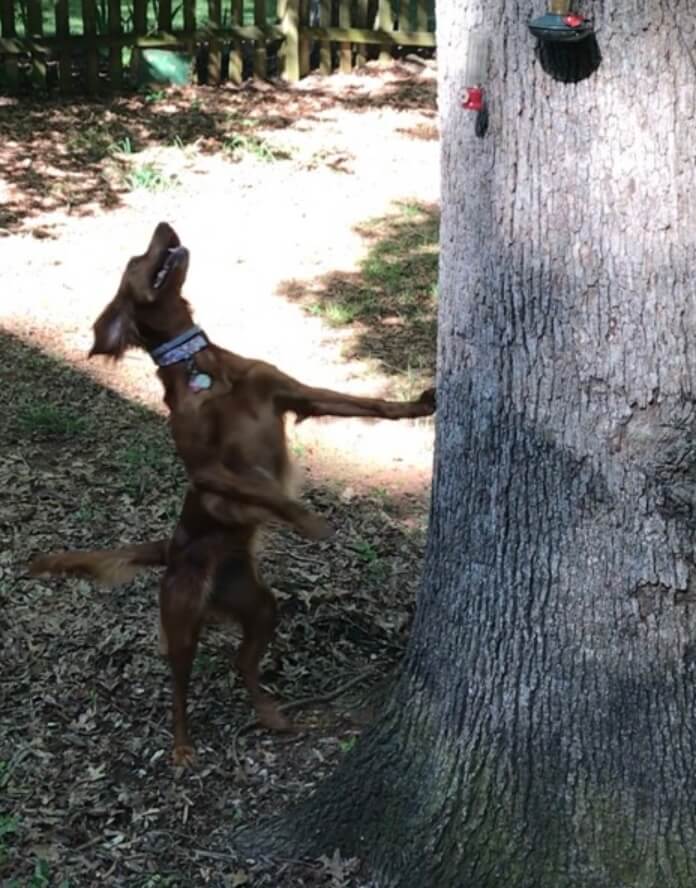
{"left": 90, "top": 222, "right": 192, "bottom": 360}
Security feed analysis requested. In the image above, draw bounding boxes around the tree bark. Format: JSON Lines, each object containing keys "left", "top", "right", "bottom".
{"left": 232, "top": 2, "right": 696, "bottom": 885}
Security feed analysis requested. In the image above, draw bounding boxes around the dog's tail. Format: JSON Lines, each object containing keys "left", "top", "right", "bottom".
{"left": 29, "top": 539, "right": 170, "bottom": 586}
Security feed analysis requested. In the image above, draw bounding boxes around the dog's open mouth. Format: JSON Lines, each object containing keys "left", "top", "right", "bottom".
{"left": 152, "top": 245, "right": 189, "bottom": 290}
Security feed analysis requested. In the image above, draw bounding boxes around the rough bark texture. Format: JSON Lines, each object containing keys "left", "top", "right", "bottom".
{"left": 232, "top": 2, "right": 696, "bottom": 885}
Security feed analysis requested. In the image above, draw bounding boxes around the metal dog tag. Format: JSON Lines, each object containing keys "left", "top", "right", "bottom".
{"left": 189, "top": 372, "right": 213, "bottom": 393}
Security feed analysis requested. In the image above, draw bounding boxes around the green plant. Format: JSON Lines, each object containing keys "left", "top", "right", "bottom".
{"left": 67, "top": 126, "right": 114, "bottom": 161}
{"left": 117, "top": 437, "right": 176, "bottom": 499}
{"left": 339, "top": 735, "right": 357, "bottom": 753}
{"left": 0, "top": 814, "right": 18, "bottom": 865}
{"left": 17, "top": 403, "right": 88, "bottom": 438}
{"left": 353, "top": 540, "right": 378, "bottom": 563}
{"left": 223, "top": 132, "right": 291, "bottom": 163}
{"left": 125, "top": 162, "right": 179, "bottom": 192}
{"left": 307, "top": 298, "right": 370, "bottom": 326}
{"left": 110, "top": 135, "right": 135, "bottom": 155}
{"left": 29, "top": 858, "right": 50, "bottom": 887}
{"left": 141, "top": 874, "right": 176, "bottom": 887}
{"left": 194, "top": 650, "right": 219, "bottom": 675}
{"left": 76, "top": 495, "right": 96, "bottom": 524}
{"left": 142, "top": 87, "right": 167, "bottom": 103}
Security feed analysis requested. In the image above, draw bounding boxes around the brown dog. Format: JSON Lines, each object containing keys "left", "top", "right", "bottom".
{"left": 30, "top": 222, "right": 436, "bottom": 765}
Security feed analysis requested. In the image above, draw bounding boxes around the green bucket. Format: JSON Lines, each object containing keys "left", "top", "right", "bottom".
{"left": 132, "top": 48, "right": 193, "bottom": 87}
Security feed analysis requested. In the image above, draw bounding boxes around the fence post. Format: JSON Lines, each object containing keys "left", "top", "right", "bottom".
{"left": 1, "top": 0, "right": 19, "bottom": 90}
{"left": 158, "top": 0, "right": 172, "bottom": 32}
{"left": 338, "top": 0, "right": 350, "bottom": 72}
{"left": 253, "top": 0, "right": 267, "bottom": 78}
{"left": 133, "top": 0, "right": 146, "bottom": 35}
{"left": 319, "top": 0, "right": 330, "bottom": 74}
{"left": 416, "top": 0, "right": 429, "bottom": 34}
{"left": 81, "top": 0, "right": 100, "bottom": 94}
{"left": 228, "top": 0, "right": 242, "bottom": 84}
{"left": 208, "top": 0, "right": 222, "bottom": 85}
{"left": 26, "top": 0, "right": 46, "bottom": 85}
{"left": 354, "top": 0, "right": 368, "bottom": 67}
{"left": 377, "top": 0, "right": 391, "bottom": 65}
{"left": 108, "top": 0, "right": 123, "bottom": 89}
{"left": 183, "top": 0, "right": 196, "bottom": 55}
{"left": 55, "top": 0, "right": 71, "bottom": 93}
{"left": 280, "top": 0, "right": 300, "bottom": 82}
{"left": 298, "top": 0, "right": 310, "bottom": 76}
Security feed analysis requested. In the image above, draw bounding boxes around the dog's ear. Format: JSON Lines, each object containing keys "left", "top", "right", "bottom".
{"left": 89, "top": 297, "right": 136, "bottom": 359}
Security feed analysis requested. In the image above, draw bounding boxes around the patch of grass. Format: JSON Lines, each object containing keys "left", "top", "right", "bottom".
{"left": 110, "top": 135, "right": 135, "bottom": 155}
{"left": 308, "top": 300, "right": 366, "bottom": 326}
{"left": 0, "top": 814, "right": 18, "bottom": 866}
{"left": 116, "top": 438, "right": 176, "bottom": 500}
{"left": 140, "top": 875, "right": 176, "bottom": 887}
{"left": 17, "top": 402, "right": 88, "bottom": 439}
{"left": 339, "top": 735, "right": 357, "bottom": 753}
{"left": 67, "top": 126, "right": 136, "bottom": 162}
{"left": 75, "top": 494, "right": 97, "bottom": 525}
{"left": 5, "top": 858, "right": 71, "bottom": 888}
{"left": 125, "top": 162, "right": 179, "bottom": 192}
{"left": 284, "top": 201, "right": 438, "bottom": 387}
{"left": 352, "top": 539, "right": 378, "bottom": 563}
{"left": 141, "top": 88, "right": 168, "bottom": 104}
{"left": 194, "top": 649, "right": 222, "bottom": 676}
{"left": 222, "top": 133, "right": 267, "bottom": 162}
{"left": 222, "top": 119, "right": 293, "bottom": 163}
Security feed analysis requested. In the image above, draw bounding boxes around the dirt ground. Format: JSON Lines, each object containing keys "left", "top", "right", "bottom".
{"left": 1, "top": 60, "right": 439, "bottom": 887}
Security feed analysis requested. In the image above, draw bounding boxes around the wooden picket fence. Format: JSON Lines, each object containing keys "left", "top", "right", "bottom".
{"left": 0, "top": 0, "right": 435, "bottom": 93}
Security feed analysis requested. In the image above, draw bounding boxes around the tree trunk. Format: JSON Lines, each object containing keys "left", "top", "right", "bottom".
{"left": 232, "top": 2, "right": 696, "bottom": 885}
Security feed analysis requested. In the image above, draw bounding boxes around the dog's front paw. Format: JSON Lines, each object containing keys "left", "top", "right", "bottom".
{"left": 417, "top": 387, "right": 437, "bottom": 414}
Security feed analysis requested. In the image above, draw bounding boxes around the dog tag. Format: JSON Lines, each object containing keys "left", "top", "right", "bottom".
{"left": 189, "top": 372, "right": 212, "bottom": 393}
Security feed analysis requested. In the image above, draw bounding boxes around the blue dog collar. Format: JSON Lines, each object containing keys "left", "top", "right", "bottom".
{"left": 150, "top": 325, "right": 209, "bottom": 367}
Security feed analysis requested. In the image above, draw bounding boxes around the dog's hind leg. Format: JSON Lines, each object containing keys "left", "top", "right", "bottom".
{"left": 159, "top": 568, "right": 206, "bottom": 766}
{"left": 235, "top": 583, "right": 293, "bottom": 732}
{"left": 211, "top": 556, "right": 292, "bottom": 732}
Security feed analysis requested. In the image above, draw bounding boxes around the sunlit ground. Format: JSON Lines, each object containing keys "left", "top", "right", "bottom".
{"left": 2, "top": 61, "right": 439, "bottom": 495}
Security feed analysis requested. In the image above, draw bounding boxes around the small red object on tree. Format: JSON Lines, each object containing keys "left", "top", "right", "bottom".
{"left": 462, "top": 86, "right": 484, "bottom": 112}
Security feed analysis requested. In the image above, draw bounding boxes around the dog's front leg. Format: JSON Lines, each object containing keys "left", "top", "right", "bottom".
{"left": 191, "top": 463, "right": 332, "bottom": 539}
{"left": 270, "top": 371, "right": 437, "bottom": 421}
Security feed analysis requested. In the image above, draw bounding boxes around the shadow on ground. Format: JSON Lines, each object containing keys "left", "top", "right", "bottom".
{"left": 0, "top": 327, "right": 429, "bottom": 887}
{"left": 0, "top": 62, "right": 436, "bottom": 233}
{"left": 278, "top": 199, "right": 439, "bottom": 393}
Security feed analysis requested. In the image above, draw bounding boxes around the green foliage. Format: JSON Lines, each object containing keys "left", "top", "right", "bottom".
{"left": 222, "top": 131, "right": 291, "bottom": 164}
{"left": 141, "top": 88, "right": 168, "bottom": 104}
{"left": 116, "top": 437, "right": 176, "bottom": 500}
{"left": 66, "top": 127, "right": 136, "bottom": 162}
{"left": 296, "top": 201, "right": 439, "bottom": 391}
{"left": 339, "top": 735, "right": 357, "bottom": 753}
{"left": 139, "top": 875, "right": 176, "bottom": 888}
{"left": 352, "top": 539, "right": 378, "bottom": 563}
{"left": 17, "top": 402, "right": 88, "bottom": 439}
{"left": 124, "top": 162, "right": 179, "bottom": 192}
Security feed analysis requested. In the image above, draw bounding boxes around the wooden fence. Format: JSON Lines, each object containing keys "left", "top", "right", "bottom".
{"left": 0, "top": 0, "right": 435, "bottom": 93}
